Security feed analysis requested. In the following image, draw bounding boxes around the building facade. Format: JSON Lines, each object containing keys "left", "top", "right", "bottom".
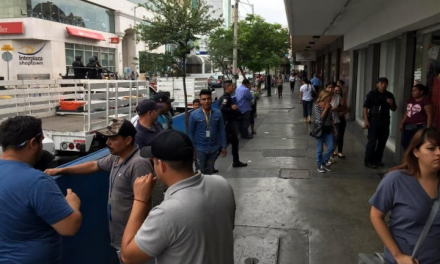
{"left": 0, "top": 0, "right": 162, "bottom": 80}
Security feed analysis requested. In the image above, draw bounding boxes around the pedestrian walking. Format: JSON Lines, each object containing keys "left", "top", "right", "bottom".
{"left": 369, "top": 128, "right": 440, "bottom": 264}
{"left": 121, "top": 130, "right": 236, "bottom": 264}
{"left": 249, "top": 83, "right": 260, "bottom": 134}
{"left": 299, "top": 77, "right": 314, "bottom": 124}
{"left": 363, "top": 77, "right": 397, "bottom": 169}
{"left": 334, "top": 85, "right": 348, "bottom": 158}
{"left": 219, "top": 81, "right": 247, "bottom": 168}
{"left": 311, "top": 74, "right": 322, "bottom": 96}
{"left": 289, "top": 73, "right": 296, "bottom": 93}
{"left": 314, "top": 91, "right": 337, "bottom": 173}
{"left": 399, "top": 83, "right": 433, "bottom": 150}
{"left": 276, "top": 75, "right": 284, "bottom": 98}
{"left": 294, "top": 73, "right": 302, "bottom": 92}
{"left": 45, "top": 118, "right": 164, "bottom": 263}
{"left": 0, "top": 116, "right": 82, "bottom": 264}
{"left": 235, "top": 79, "right": 254, "bottom": 139}
{"left": 188, "top": 89, "right": 227, "bottom": 174}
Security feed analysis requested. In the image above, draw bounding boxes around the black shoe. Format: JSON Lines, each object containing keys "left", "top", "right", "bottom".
{"left": 241, "top": 136, "right": 253, "bottom": 139}
{"left": 213, "top": 169, "right": 219, "bottom": 173}
{"left": 364, "top": 163, "right": 378, "bottom": 169}
{"left": 233, "top": 162, "right": 248, "bottom": 168}
{"left": 376, "top": 162, "right": 385, "bottom": 167}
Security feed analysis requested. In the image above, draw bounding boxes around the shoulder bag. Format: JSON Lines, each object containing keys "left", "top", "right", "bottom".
{"left": 310, "top": 106, "right": 330, "bottom": 138}
{"left": 358, "top": 188, "right": 440, "bottom": 264}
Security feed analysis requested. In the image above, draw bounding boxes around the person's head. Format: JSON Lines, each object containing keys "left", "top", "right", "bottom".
{"left": 337, "top": 79, "right": 345, "bottom": 86}
{"left": 96, "top": 118, "right": 137, "bottom": 156}
{"left": 223, "top": 80, "right": 235, "bottom": 94}
{"left": 302, "top": 77, "right": 311, "bottom": 85}
{"left": 325, "top": 82, "right": 335, "bottom": 92}
{"left": 75, "top": 56, "right": 82, "bottom": 61}
{"left": 242, "top": 79, "right": 251, "bottom": 88}
{"left": 334, "top": 85, "right": 343, "bottom": 97}
{"left": 89, "top": 57, "right": 95, "bottom": 63}
{"left": 93, "top": 55, "right": 99, "bottom": 62}
{"left": 199, "top": 89, "right": 212, "bottom": 111}
{"left": 192, "top": 99, "right": 201, "bottom": 110}
{"left": 412, "top": 84, "right": 427, "bottom": 99}
{"left": 140, "top": 130, "right": 195, "bottom": 185}
{"left": 392, "top": 128, "right": 440, "bottom": 176}
{"left": 0, "top": 116, "right": 44, "bottom": 166}
{"left": 294, "top": 73, "right": 298, "bottom": 77}
{"left": 153, "top": 92, "right": 174, "bottom": 113}
{"left": 137, "top": 99, "right": 162, "bottom": 124}
{"left": 316, "top": 90, "right": 333, "bottom": 104}
{"left": 376, "top": 77, "right": 389, "bottom": 92}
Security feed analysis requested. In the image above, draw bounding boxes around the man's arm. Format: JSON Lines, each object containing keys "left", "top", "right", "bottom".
{"left": 218, "top": 113, "right": 227, "bottom": 151}
{"left": 45, "top": 161, "right": 100, "bottom": 176}
{"left": 52, "top": 189, "right": 82, "bottom": 236}
{"left": 244, "top": 89, "right": 253, "bottom": 101}
{"left": 390, "top": 94, "right": 397, "bottom": 111}
{"left": 219, "top": 97, "right": 235, "bottom": 115}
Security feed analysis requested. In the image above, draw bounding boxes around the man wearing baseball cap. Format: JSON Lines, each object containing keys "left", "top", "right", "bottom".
{"left": 134, "top": 99, "right": 163, "bottom": 149}
{"left": 363, "top": 77, "right": 397, "bottom": 168}
{"left": 121, "top": 130, "right": 235, "bottom": 264}
{"left": 45, "top": 118, "right": 160, "bottom": 263}
{"left": 154, "top": 92, "right": 174, "bottom": 130}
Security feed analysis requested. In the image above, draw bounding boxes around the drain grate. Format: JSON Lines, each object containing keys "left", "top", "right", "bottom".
{"left": 262, "top": 149, "right": 306, "bottom": 158}
{"left": 279, "top": 169, "right": 310, "bottom": 179}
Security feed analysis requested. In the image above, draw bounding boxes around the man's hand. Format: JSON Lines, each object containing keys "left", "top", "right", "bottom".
{"left": 395, "top": 254, "right": 419, "bottom": 264}
{"left": 45, "top": 168, "right": 62, "bottom": 176}
{"left": 387, "top": 98, "right": 394, "bottom": 105}
{"left": 133, "top": 174, "right": 156, "bottom": 203}
{"left": 66, "top": 189, "right": 81, "bottom": 211}
{"left": 221, "top": 149, "right": 227, "bottom": 157}
{"left": 231, "top": 104, "right": 238, "bottom": 110}
{"left": 299, "top": 101, "right": 302, "bottom": 104}
{"left": 364, "top": 121, "right": 370, "bottom": 129}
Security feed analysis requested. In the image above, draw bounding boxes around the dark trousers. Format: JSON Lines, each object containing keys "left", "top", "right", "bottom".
{"left": 240, "top": 111, "right": 251, "bottom": 138}
{"left": 250, "top": 104, "right": 256, "bottom": 125}
{"left": 227, "top": 132, "right": 240, "bottom": 164}
{"left": 401, "top": 124, "right": 426, "bottom": 150}
{"left": 290, "top": 82, "right": 295, "bottom": 92}
{"left": 365, "top": 117, "right": 390, "bottom": 164}
{"left": 337, "top": 116, "right": 346, "bottom": 153}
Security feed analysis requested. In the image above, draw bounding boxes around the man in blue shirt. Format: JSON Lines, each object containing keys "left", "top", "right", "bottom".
{"left": 134, "top": 99, "right": 163, "bottom": 149}
{"left": 0, "top": 116, "right": 82, "bottom": 264}
{"left": 311, "top": 74, "right": 322, "bottom": 95}
{"left": 188, "top": 89, "right": 227, "bottom": 174}
{"left": 154, "top": 92, "right": 174, "bottom": 130}
{"left": 235, "top": 79, "right": 253, "bottom": 139}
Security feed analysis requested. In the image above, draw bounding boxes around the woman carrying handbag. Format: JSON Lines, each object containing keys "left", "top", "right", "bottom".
{"left": 368, "top": 128, "right": 440, "bottom": 264}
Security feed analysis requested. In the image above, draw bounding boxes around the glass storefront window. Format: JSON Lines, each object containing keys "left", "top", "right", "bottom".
{"left": 66, "top": 43, "right": 116, "bottom": 75}
{"left": 1, "top": 0, "right": 115, "bottom": 33}
{"left": 330, "top": 51, "right": 337, "bottom": 82}
{"left": 355, "top": 49, "right": 368, "bottom": 121}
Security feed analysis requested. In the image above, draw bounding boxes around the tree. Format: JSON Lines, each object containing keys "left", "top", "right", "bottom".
{"left": 207, "top": 28, "right": 234, "bottom": 79}
{"left": 136, "top": 0, "right": 223, "bottom": 130}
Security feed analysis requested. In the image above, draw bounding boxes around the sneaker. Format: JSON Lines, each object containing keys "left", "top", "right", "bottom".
{"left": 322, "top": 164, "right": 332, "bottom": 172}
{"left": 317, "top": 166, "right": 326, "bottom": 173}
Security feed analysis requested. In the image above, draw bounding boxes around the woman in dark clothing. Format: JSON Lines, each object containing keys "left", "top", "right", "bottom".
{"left": 334, "top": 85, "right": 348, "bottom": 158}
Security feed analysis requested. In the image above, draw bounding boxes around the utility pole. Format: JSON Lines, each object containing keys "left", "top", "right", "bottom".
{"left": 232, "top": 0, "right": 239, "bottom": 84}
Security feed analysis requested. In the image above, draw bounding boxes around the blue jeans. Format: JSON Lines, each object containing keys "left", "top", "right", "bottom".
{"left": 316, "top": 131, "right": 334, "bottom": 167}
{"left": 195, "top": 149, "right": 219, "bottom": 174}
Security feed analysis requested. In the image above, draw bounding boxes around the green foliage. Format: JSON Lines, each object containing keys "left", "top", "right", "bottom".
{"left": 207, "top": 28, "right": 234, "bottom": 78}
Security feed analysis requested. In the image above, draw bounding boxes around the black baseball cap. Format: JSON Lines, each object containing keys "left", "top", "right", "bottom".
{"left": 136, "top": 99, "right": 163, "bottom": 115}
{"left": 154, "top": 92, "right": 175, "bottom": 104}
{"left": 96, "top": 118, "right": 137, "bottom": 138}
{"left": 140, "top": 130, "right": 194, "bottom": 161}
{"left": 377, "top": 77, "right": 389, "bottom": 83}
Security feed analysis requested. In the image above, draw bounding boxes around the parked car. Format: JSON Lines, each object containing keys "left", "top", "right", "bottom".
{"left": 207, "top": 75, "right": 224, "bottom": 88}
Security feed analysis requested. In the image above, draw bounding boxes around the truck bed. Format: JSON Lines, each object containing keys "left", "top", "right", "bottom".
{"left": 42, "top": 115, "right": 90, "bottom": 132}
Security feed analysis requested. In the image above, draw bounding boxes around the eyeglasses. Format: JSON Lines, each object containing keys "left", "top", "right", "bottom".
{"left": 17, "top": 132, "right": 43, "bottom": 148}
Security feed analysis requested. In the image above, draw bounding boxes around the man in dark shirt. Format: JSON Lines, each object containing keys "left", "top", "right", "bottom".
{"left": 363, "top": 77, "right": 397, "bottom": 168}
{"left": 219, "top": 81, "right": 247, "bottom": 168}
{"left": 134, "top": 99, "right": 163, "bottom": 149}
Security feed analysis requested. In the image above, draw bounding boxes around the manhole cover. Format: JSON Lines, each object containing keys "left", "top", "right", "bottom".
{"left": 279, "top": 169, "right": 310, "bottom": 179}
{"left": 262, "top": 149, "right": 306, "bottom": 158}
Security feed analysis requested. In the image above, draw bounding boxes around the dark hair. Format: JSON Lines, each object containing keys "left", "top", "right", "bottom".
{"left": 163, "top": 159, "right": 193, "bottom": 172}
{"left": 325, "top": 82, "right": 334, "bottom": 88}
{"left": 391, "top": 128, "right": 440, "bottom": 176}
{"left": 335, "top": 85, "right": 344, "bottom": 97}
{"left": 223, "top": 80, "right": 233, "bottom": 84}
{"left": 199, "top": 89, "right": 212, "bottom": 97}
{"left": 338, "top": 79, "right": 345, "bottom": 85}
{"left": 0, "top": 116, "right": 42, "bottom": 151}
{"left": 192, "top": 99, "right": 200, "bottom": 104}
{"left": 302, "top": 77, "right": 311, "bottom": 84}
{"left": 413, "top": 83, "right": 427, "bottom": 95}
{"left": 242, "top": 79, "right": 251, "bottom": 85}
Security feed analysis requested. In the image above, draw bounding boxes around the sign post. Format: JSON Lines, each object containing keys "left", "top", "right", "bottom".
{"left": 1, "top": 45, "right": 14, "bottom": 80}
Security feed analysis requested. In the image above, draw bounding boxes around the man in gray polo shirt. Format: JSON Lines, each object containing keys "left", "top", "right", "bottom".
{"left": 121, "top": 130, "right": 236, "bottom": 264}
{"left": 45, "top": 118, "right": 163, "bottom": 263}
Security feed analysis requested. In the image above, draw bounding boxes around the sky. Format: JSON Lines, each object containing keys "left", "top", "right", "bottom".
{"left": 241, "top": 0, "right": 288, "bottom": 25}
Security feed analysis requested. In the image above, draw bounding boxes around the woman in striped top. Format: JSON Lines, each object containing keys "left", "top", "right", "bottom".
{"left": 314, "top": 90, "right": 337, "bottom": 173}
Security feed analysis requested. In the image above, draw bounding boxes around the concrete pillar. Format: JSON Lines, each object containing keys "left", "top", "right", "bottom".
{"left": 348, "top": 50, "right": 357, "bottom": 121}
{"left": 395, "top": 31, "right": 417, "bottom": 162}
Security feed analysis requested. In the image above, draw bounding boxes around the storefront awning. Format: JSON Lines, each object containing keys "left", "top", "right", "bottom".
{"left": 66, "top": 27, "right": 105, "bottom": 41}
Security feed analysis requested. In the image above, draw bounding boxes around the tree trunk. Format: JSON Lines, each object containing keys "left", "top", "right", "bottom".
{"left": 182, "top": 56, "right": 189, "bottom": 133}
{"left": 238, "top": 66, "right": 246, "bottom": 79}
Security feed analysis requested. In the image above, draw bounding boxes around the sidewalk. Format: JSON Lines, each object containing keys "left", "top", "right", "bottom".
{"left": 215, "top": 83, "right": 396, "bottom": 264}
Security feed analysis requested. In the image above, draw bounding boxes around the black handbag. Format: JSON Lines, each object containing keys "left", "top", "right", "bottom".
{"left": 310, "top": 106, "right": 330, "bottom": 138}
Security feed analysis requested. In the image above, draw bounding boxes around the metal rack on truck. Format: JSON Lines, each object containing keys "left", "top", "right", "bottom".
{"left": 0, "top": 79, "right": 148, "bottom": 155}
